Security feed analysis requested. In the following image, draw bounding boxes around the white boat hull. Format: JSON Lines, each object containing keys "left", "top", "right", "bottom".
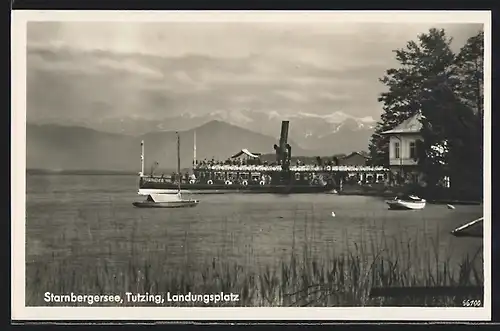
{"left": 386, "top": 199, "right": 426, "bottom": 210}
{"left": 133, "top": 200, "right": 199, "bottom": 208}
{"left": 133, "top": 193, "right": 199, "bottom": 208}
{"left": 138, "top": 188, "right": 180, "bottom": 195}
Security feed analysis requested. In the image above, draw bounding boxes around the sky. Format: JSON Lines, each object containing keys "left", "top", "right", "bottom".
{"left": 26, "top": 20, "right": 483, "bottom": 123}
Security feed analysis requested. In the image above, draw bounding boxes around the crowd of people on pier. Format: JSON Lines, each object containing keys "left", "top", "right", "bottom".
{"left": 194, "top": 158, "right": 268, "bottom": 167}
{"left": 193, "top": 156, "right": 346, "bottom": 168}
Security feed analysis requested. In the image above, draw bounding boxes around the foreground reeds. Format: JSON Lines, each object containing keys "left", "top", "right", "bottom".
{"left": 26, "top": 211, "right": 483, "bottom": 307}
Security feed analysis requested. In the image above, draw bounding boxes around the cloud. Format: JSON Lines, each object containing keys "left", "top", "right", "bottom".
{"left": 26, "top": 21, "right": 483, "bottom": 123}
{"left": 95, "top": 58, "right": 165, "bottom": 80}
{"left": 274, "top": 90, "right": 310, "bottom": 103}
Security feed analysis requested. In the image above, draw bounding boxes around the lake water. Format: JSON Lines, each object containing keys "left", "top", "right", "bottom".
{"left": 26, "top": 175, "right": 484, "bottom": 274}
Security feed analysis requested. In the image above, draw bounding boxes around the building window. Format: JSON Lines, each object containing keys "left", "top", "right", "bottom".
{"left": 443, "top": 176, "right": 450, "bottom": 188}
{"left": 409, "top": 141, "right": 416, "bottom": 160}
{"left": 394, "top": 142, "right": 400, "bottom": 159}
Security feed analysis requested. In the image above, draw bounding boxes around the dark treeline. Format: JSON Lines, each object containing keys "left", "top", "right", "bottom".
{"left": 369, "top": 28, "right": 484, "bottom": 200}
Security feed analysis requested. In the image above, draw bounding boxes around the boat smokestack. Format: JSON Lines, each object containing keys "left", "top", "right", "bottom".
{"left": 140, "top": 140, "right": 145, "bottom": 176}
{"left": 279, "top": 121, "right": 289, "bottom": 149}
{"left": 276, "top": 121, "right": 290, "bottom": 166}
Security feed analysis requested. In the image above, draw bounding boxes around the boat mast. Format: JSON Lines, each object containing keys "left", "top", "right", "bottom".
{"left": 193, "top": 131, "right": 197, "bottom": 166}
{"left": 177, "top": 132, "right": 181, "bottom": 192}
{"left": 140, "top": 140, "right": 145, "bottom": 176}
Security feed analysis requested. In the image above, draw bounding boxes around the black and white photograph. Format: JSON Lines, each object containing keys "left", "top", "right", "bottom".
{"left": 12, "top": 11, "right": 491, "bottom": 321}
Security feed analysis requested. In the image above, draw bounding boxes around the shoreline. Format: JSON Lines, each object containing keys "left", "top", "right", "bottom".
{"left": 26, "top": 171, "right": 483, "bottom": 204}
{"left": 337, "top": 191, "right": 482, "bottom": 205}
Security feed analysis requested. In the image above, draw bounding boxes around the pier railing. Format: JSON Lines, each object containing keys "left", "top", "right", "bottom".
{"left": 193, "top": 165, "right": 389, "bottom": 172}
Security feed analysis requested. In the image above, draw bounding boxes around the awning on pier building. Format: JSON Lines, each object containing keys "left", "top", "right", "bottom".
{"left": 231, "top": 149, "right": 262, "bottom": 159}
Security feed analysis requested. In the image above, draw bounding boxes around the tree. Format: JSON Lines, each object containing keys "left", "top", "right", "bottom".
{"left": 419, "top": 76, "right": 482, "bottom": 195}
{"left": 454, "top": 31, "right": 484, "bottom": 118}
{"left": 418, "top": 79, "right": 455, "bottom": 188}
{"left": 369, "top": 28, "right": 456, "bottom": 166}
{"left": 417, "top": 30, "right": 484, "bottom": 197}
{"left": 454, "top": 31, "right": 484, "bottom": 197}
{"left": 419, "top": 31, "right": 484, "bottom": 196}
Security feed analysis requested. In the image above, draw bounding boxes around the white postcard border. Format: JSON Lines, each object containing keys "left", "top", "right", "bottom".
{"left": 11, "top": 10, "right": 492, "bottom": 321}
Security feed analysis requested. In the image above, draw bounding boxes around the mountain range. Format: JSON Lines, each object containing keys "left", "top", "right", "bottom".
{"left": 27, "top": 110, "right": 377, "bottom": 171}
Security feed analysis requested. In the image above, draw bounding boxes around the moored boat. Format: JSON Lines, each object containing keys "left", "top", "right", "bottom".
{"left": 137, "top": 121, "right": 389, "bottom": 194}
{"left": 133, "top": 192, "right": 199, "bottom": 208}
{"left": 139, "top": 176, "right": 334, "bottom": 194}
{"left": 133, "top": 132, "right": 200, "bottom": 208}
{"left": 386, "top": 195, "right": 426, "bottom": 210}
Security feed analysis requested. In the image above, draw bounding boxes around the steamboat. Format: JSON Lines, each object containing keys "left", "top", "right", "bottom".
{"left": 138, "top": 121, "right": 388, "bottom": 194}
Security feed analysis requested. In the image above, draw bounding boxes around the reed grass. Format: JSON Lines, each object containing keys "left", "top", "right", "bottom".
{"left": 25, "top": 206, "right": 484, "bottom": 307}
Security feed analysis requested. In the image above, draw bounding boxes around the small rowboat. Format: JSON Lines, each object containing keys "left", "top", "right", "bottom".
{"left": 386, "top": 195, "right": 426, "bottom": 210}
{"left": 133, "top": 192, "right": 199, "bottom": 209}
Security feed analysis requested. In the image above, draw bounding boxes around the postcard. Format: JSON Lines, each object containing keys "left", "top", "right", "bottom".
{"left": 11, "top": 10, "right": 491, "bottom": 321}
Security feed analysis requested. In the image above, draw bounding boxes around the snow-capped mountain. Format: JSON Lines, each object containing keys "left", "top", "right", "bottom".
{"left": 187, "top": 109, "right": 377, "bottom": 150}
{"left": 31, "top": 109, "right": 377, "bottom": 154}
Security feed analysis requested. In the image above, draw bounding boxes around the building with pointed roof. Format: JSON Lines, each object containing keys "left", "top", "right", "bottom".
{"left": 338, "top": 152, "right": 371, "bottom": 166}
{"left": 381, "top": 112, "right": 423, "bottom": 135}
{"left": 230, "top": 149, "right": 261, "bottom": 159}
{"left": 381, "top": 113, "right": 423, "bottom": 184}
